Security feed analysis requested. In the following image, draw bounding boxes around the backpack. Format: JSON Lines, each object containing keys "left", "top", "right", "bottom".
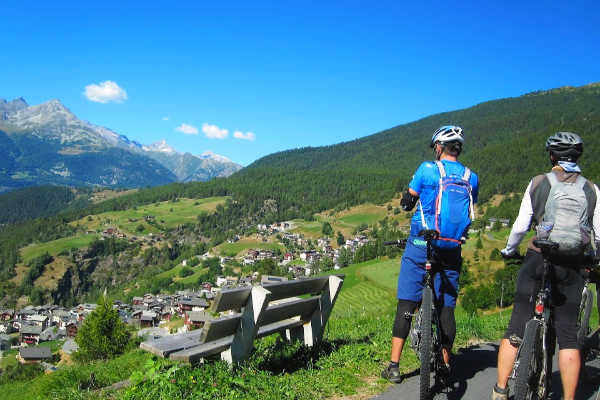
{"left": 419, "top": 161, "right": 474, "bottom": 248}
{"left": 536, "top": 172, "right": 594, "bottom": 255}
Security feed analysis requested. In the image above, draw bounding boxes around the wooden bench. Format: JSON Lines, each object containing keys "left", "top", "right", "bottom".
{"left": 140, "top": 274, "right": 344, "bottom": 364}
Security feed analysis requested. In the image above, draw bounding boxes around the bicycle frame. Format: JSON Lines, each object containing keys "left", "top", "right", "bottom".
{"left": 410, "top": 231, "right": 447, "bottom": 384}
{"left": 512, "top": 243, "right": 557, "bottom": 399}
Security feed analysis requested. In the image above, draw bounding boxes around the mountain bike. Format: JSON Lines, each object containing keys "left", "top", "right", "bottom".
{"left": 578, "top": 265, "right": 595, "bottom": 348}
{"left": 385, "top": 230, "right": 450, "bottom": 400}
{"left": 579, "top": 260, "right": 600, "bottom": 380}
{"left": 512, "top": 239, "right": 558, "bottom": 400}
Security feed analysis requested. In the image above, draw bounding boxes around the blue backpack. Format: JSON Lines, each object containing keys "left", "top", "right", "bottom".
{"left": 419, "top": 161, "right": 474, "bottom": 248}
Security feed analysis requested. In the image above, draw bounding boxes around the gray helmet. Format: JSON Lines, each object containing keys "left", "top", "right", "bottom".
{"left": 545, "top": 131, "right": 583, "bottom": 162}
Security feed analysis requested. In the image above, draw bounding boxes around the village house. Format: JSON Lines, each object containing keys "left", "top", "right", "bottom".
{"left": 140, "top": 311, "right": 159, "bottom": 328}
{"left": 66, "top": 321, "right": 79, "bottom": 337}
{"left": 177, "top": 297, "right": 209, "bottom": 315}
{"left": 132, "top": 296, "right": 144, "bottom": 306}
{"left": 27, "top": 314, "right": 49, "bottom": 330}
{"left": 17, "top": 346, "right": 52, "bottom": 364}
{"left": 20, "top": 324, "right": 43, "bottom": 345}
{"left": 0, "top": 308, "right": 14, "bottom": 321}
{"left": 300, "top": 250, "right": 317, "bottom": 261}
{"left": 184, "top": 311, "right": 211, "bottom": 330}
{"left": 486, "top": 217, "right": 511, "bottom": 230}
{"left": 0, "top": 322, "right": 14, "bottom": 334}
{"left": 51, "top": 310, "right": 72, "bottom": 328}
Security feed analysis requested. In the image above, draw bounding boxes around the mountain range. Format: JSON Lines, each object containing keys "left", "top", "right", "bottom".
{"left": 0, "top": 98, "right": 241, "bottom": 191}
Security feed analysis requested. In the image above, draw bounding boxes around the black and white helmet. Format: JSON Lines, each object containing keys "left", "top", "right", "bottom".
{"left": 545, "top": 131, "right": 583, "bottom": 161}
{"left": 430, "top": 125, "right": 464, "bottom": 148}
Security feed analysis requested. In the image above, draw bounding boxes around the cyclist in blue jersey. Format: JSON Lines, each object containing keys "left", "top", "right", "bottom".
{"left": 382, "top": 125, "right": 479, "bottom": 383}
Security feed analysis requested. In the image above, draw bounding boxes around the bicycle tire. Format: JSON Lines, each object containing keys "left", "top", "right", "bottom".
{"left": 514, "top": 319, "right": 543, "bottom": 400}
{"left": 578, "top": 287, "right": 594, "bottom": 346}
{"left": 419, "top": 286, "right": 433, "bottom": 400}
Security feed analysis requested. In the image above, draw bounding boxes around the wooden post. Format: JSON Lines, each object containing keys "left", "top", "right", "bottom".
{"left": 221, "top": 286, "right": 271, "bottom": 363}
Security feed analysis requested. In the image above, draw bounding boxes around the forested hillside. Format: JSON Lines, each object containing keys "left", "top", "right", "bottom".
{"left": 0, "top": 186, "right": 91, "bottom": 225}
{"left": 240, "top": 83, "right": 600, "bottom": 203}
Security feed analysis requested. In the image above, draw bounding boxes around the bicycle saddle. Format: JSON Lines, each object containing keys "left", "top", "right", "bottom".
{"left": 418, "top": 229, "right": 439, "bottom": 242}
{"left": 533, "top": 239, "right": 559, "bottom": 253}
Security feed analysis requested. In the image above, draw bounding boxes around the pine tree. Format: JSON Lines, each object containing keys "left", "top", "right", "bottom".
{"left": 75, "top": 293, "right": 130, "bottom": 361}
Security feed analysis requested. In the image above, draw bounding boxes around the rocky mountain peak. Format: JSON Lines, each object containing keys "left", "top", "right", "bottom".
{"left": 0, "top": 97, "right": 29, "bottom": 119}
{"left": 144, "top": 139, "right": 177, "bottom": 154}
{"left": 199, "top": 151, "right": 232, "bottom": 163}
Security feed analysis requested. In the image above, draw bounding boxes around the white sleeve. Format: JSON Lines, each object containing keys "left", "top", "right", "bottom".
{"left": 503, "top": 181, "right": 534, "bottom": 254}
{"left": 594, "top": 184, "right": 600, "bottom": 242}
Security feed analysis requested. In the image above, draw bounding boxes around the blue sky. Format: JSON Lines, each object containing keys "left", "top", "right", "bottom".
{"left": 1, "top": 1, "right": 599, "bottom": 165}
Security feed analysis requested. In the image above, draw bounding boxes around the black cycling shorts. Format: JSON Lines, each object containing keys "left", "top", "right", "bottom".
{"left": 504, "top": 249, "right": 585, "bottom": 350}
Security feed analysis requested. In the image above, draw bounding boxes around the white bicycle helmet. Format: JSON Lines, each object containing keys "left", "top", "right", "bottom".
{"left": 430, "top": 125, "right": 464, "bottom": 148}
{"left": 545, "top": 131, "right": 583, "bottom": 161}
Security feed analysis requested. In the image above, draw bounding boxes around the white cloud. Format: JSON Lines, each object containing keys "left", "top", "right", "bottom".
{"left": 233, "top": 131, "right": 256, "bottom": 141}
{"left": 175, "top": 123, "right": 199, "bottom": 135}
{"left": 202, "top": 123, "right": 229, "bottom": 139}
{"left": 84, "top": 80, "right": 128, "bottom": 103}
{"left": 162, "top": 116, "right": 169, "bottom": 121}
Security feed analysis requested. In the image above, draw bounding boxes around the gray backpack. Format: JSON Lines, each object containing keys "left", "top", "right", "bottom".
{"left": 536, "top": 173, "right": 594, "bottom": 255}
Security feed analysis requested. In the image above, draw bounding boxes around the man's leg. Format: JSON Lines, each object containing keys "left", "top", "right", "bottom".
{"left": 383, "top": 237, "right": 426, "bottom": 382}
{"left": 558, "top": 349, "right": 580, "bottom": 400}
{"left": 493, "top": 250, "right": 539, "bottom": 397}
{"left": 496, "top": 339, "right": 518, "bottom": 389}
{"left": 553, "top": 264, "right": 584, "bottom": 400}
{"left": 439, "top": 306, "right": 456, "bottom": 366}
{"left": 391, "top": 337, "right": 406, "bottom": 363}
{"left": 383, "top": 300, "right": 418, "bottom": 382}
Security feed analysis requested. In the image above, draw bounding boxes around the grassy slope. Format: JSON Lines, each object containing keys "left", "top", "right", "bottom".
{"left": 20, "top": 234, "right": 99, "bottom": 264}
{"left": 71, "top": 197, "right": 228, "bottom": 235}
{"left": 214, "top": 238, "right": 284, "bottom": 257}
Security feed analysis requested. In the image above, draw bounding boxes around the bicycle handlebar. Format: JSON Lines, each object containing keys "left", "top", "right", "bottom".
{"left": 383, "top": 239, "right": 407, "bottom": 247}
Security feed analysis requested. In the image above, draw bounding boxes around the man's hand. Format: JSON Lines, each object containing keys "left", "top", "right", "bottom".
{"left": 400, "top": 189, "right": 419, "bottom": 211}
{"left": 501, "top": 247, "right": 521, "bottom": 260}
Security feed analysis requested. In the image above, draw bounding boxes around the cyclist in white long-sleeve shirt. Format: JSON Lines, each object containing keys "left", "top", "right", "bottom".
{"left": 491, "top": 132, "right": 600, "bottom": 400}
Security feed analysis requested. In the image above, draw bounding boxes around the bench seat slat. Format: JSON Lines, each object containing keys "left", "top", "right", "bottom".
{"left": 139, "top": 329, "right": 204, "bottom": 357}
{"left": 169, "top": 318, "right": 304, "bottom": 363}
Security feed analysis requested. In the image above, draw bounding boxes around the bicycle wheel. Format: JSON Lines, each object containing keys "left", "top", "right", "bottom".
{"left": 577, "top": 286, "right": 593, "bottom": 347}
{"left": 419, "top": 286, "right": 433, "bottom": 400}
{"left": 514, "top": 319, "right": 543, "bottom": 400}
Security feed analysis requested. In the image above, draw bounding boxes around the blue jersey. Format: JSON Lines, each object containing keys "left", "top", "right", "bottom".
{"left": 408, "top": 160, "right": 479, "bottom": 236}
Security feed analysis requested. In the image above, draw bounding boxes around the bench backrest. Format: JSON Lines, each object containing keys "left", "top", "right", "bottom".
{"left": 202, "top": 274, "right": 343, "bottom": 363}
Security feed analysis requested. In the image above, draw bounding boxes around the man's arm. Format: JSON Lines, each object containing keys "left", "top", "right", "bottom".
{"left": 593, "top": 184, "right": 600, "bottom": 258}
{"left": 501, "top": 180, "right": 534, "bottom": 257}
{"left": 400, "top": 188, "right": 419, "bottom": 211}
